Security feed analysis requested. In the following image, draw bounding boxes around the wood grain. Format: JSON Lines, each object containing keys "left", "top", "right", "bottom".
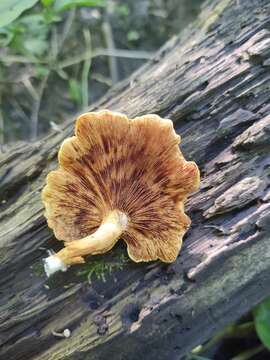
{"left": 1, "top": 0, "right": 270, "bottom": 358}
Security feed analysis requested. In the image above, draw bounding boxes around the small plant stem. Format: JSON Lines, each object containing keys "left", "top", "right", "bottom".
{"left": 0, "top": 94, "right": 4, "bottom": 149}
{"left": 58, "top": 49, "right": 154, "bottom": 69}
{"left": 192, "top": 322, "right": 255, "bottom": 355}
{"left": 30, "top": 10, "right": 75, "bottom": 140}
{"left": 30, "top": 74, "right": 49, "bottom": 140}
{"left": 102, "top": 0, "right": 118, "bottom": 84}
{"left": 81, "top": 29, "right": 92, "bottom": 109}
{"left": 60, "top": 9, "right": 76, "bottom": 45}
{"left": 1, "top": 49, "right": 154, "bottom": 67}
{"left": 231, "top": 344, "right": 264, "bottom": 360}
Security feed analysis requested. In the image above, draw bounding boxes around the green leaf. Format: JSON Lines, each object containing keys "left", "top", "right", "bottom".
{"left": 24, "top": 37, "right": 47, "bottom": 56}
{"left": 42, "top": 8, "right": 61, "bottom": 24}
{"left": 53, "top": 0, "right": 105, "bottom": 12}
{"left": 253, "top": 296, "right": 270, "bottom": 350}
{"left": 19, "top": 13, "right": 45, "bottom": 27}
{"left": 127, "top": 30, "right": 140, "bottom": 42}
{"left": 0, "top": 0, "right": 39, "bottom": 27}
{"left": 34, "top": 65, "right": 50, "bottom": 78}
{"left": 0, "top": 28, "right": 14, "bottom": 47}
{"left": 68, "top": 78, "right": 82, "bottom": 105}
{"left": 10, "top": 14, "right": 49, "bottom": 58}
{"left": 41, "top": 0, "right": 55, "bottom": 6}
{"left": 116, "top": 4, "right": 129, "bottom": 17}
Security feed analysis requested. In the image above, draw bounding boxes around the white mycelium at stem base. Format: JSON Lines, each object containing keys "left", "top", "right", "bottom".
{"left": 43, "top": 210, "right": 129, "bottom": 277}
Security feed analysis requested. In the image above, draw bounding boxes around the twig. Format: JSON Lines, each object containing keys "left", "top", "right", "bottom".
{"left": 0, "top": 55, "right": 44, "bottom": 64}
{"left": 102, "top": 0, "right": 118, "bottom": 84}
{"left": 22, "top": 78, "right": 39, "bottom": 101}
{"left": 2, "top": 49, "right": 154, "bottom": 67}
{"left": 59, "top": 48, "right": 154, "bottom": 69}
{"left": 91, "top": 72, "right": 112, "bottom": 86}
{"left": 60, "top": 9, "right": 76, "bottom": 45}
{"left": 81, "top": 29, "right": 92, "bottom": 109}
{"left": 30, "top": 74, "right": 49, "bottom": 140}
{"left": 11, "top": 99, "right": 30, "bottom": 123}
{"left": 30, "top": 23, "right": 56, "bottom": 139}
{"left": 51, "top": 9, "right": 76, "bottom": 65}
{"left": 51, "top": 27, "right": 58, "bottom": 62}
{"left": 0, "top": 94, "right": 4, "bottom": 149}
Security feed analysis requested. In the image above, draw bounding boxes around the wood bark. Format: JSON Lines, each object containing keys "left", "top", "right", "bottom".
{"left": 1, "top": 0, "right": 270, "bottom": 359}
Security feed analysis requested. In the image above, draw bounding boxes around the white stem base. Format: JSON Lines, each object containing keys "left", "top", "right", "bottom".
{"left": 43, "top": 210, "right": 128, "bottom": 277}
{"left": 43, "top": 250, "right": 68, "bottom": 277}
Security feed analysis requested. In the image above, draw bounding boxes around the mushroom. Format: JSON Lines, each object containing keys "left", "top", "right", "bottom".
{"left": 42, "top": 110, "right": 200, "bottom": 276}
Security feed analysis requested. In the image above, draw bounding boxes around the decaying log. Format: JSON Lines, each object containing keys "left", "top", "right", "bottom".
{"left": 1, "top": 0, "right": 270, "bottom": 359}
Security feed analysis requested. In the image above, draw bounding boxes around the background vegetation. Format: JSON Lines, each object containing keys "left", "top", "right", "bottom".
{"left": 0, "top": 0, "right": 201, "bottom": 144}
{"left": 0, "top": 1, "right": 269, "bottom": 359}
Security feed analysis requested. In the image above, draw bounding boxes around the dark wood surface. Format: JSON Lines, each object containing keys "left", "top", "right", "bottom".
{"left": 1, "top": 0, "right": 270, "bottom": 359}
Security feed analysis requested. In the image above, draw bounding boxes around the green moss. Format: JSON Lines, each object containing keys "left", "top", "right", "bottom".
{"left": 199, "top": 0, "right": 232, "bottom": 33}
{"left": 31, "top": 248, "right": 130, "bottom": 283}
{"left": 76, "top": 253, "right": 129, "bottom": 283}
{"left": 32, "top": 260, "right": 45, "bottom": 276}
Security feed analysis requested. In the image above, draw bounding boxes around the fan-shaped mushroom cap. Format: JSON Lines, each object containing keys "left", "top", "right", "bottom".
{"left": 42, "top": 110, "right": 200, "bottom": 263}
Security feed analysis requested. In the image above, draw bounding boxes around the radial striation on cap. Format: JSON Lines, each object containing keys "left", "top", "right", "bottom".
{"left": 42, "top": 110, "right": 200, "bottom": 274}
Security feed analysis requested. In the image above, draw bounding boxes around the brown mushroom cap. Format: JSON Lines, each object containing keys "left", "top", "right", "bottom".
{"left": 42, "top": 110, "right": 200, "bottom": 263}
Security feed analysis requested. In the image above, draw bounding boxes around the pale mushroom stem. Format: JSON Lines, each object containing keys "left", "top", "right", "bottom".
{"left": 43, "top": 210, "right": 129, "bottom": 277}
